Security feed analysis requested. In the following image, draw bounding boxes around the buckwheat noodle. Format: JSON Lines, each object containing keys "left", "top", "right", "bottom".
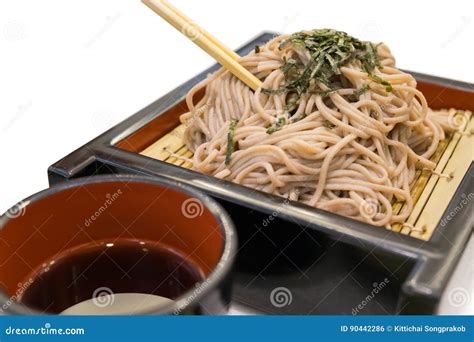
{"left": 180, "top": 30, "right": 458, "bottom": 227}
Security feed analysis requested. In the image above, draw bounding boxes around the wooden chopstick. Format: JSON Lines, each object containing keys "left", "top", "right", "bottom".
{"left": 142, "top": 0, "right": 262, "bottom": 91}
{"left": 160, "top": 0, "right": 241, "bottom": 61}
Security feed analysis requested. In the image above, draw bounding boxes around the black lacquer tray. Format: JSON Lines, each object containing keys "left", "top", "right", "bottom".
{"left": 48, "top": 33, "right": 474, "bottom": 315}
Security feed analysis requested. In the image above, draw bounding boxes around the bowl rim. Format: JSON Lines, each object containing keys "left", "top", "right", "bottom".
{"left": 0, "top": 174, "right": 237, "bottom": 315}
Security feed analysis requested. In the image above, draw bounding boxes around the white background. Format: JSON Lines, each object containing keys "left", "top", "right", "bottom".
{"left": 0, "top": 0, "right": 473, "bottom": 314}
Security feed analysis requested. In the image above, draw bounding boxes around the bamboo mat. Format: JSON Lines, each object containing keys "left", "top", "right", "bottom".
{"left": 141, "top": 111, "right": 473, "bottom": 241}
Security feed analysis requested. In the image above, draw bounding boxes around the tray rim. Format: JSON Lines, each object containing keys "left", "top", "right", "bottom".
{"left": 48, "top": 32, "right": 474, "bottom": 314}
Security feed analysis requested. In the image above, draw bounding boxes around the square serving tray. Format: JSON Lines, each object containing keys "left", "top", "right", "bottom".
{"left": 49, "top": 32, "right": 474, "bottom": 315}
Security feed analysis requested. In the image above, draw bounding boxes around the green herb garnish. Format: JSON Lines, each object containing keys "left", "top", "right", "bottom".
{"left": 255, "top": 45, "right": 260, "bottom": 53}
{"left": 368, "top": 74, "right": 392, "bottom": 92}
{"left": 311, "top": 88, "right": 339, "bottom": 98}
{"left": 264, "top": 29, "right": 393, "bottom": 106}
{"left": 266, "top": 117, "right": 286, "bottom": 134}
{"left": 346, "top": 84, "right": 370, "bottom": 101}
{"left": 360, "top": 42, "right": 382, "bottom": 72}
{"left": 322, "top": 121, "right": 336, "bottom": 129}
{"left": 354, "top": 84, "right": 370, "bottom": 97}
{"left": 225, "top": 119, "right": 239, "bottom": 165}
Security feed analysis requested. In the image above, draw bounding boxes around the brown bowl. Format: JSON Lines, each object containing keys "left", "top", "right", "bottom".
{"left": 0, "top": 175, "right": 236, "bottom": 315}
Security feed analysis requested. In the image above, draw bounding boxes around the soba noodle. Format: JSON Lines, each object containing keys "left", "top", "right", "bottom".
{"left": 180, "top": 29, "right": 458, "bottom": 227}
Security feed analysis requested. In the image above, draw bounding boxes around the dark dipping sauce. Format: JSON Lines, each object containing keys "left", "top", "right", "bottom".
{"left": 18, "top": 239, "right": 205, "bottom": 314}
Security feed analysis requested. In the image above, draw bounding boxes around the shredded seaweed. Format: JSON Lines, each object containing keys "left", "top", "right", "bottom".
{"left": 266, "top": 117, "right": 286, "bottom": 134}
{"left": 368, "top": 73, "right": 393, "bottom": 92}
{"left": 311, "top": 88, "right": 339, "bottom": 98}
{"left": 354, "top": 84, "right": 370, "bottom": 97}
{"left": 255, "top": 45, "right": 260, "bottom": 53}
{"left": 225, "top": 119, "right": 239, "bottom": 165}
{"left": 322, "top": 121, "right": 336, "bottom": 129}
{"left": 346, "top": 84, "right": 370, "bottom": 101}
{"left": 264, "top": 29, "right": 393, "bottom": 107}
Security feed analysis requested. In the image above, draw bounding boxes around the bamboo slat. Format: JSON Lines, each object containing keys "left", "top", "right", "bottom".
{"left": 141, "top": 111, "right": 472, "bottom": 240}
